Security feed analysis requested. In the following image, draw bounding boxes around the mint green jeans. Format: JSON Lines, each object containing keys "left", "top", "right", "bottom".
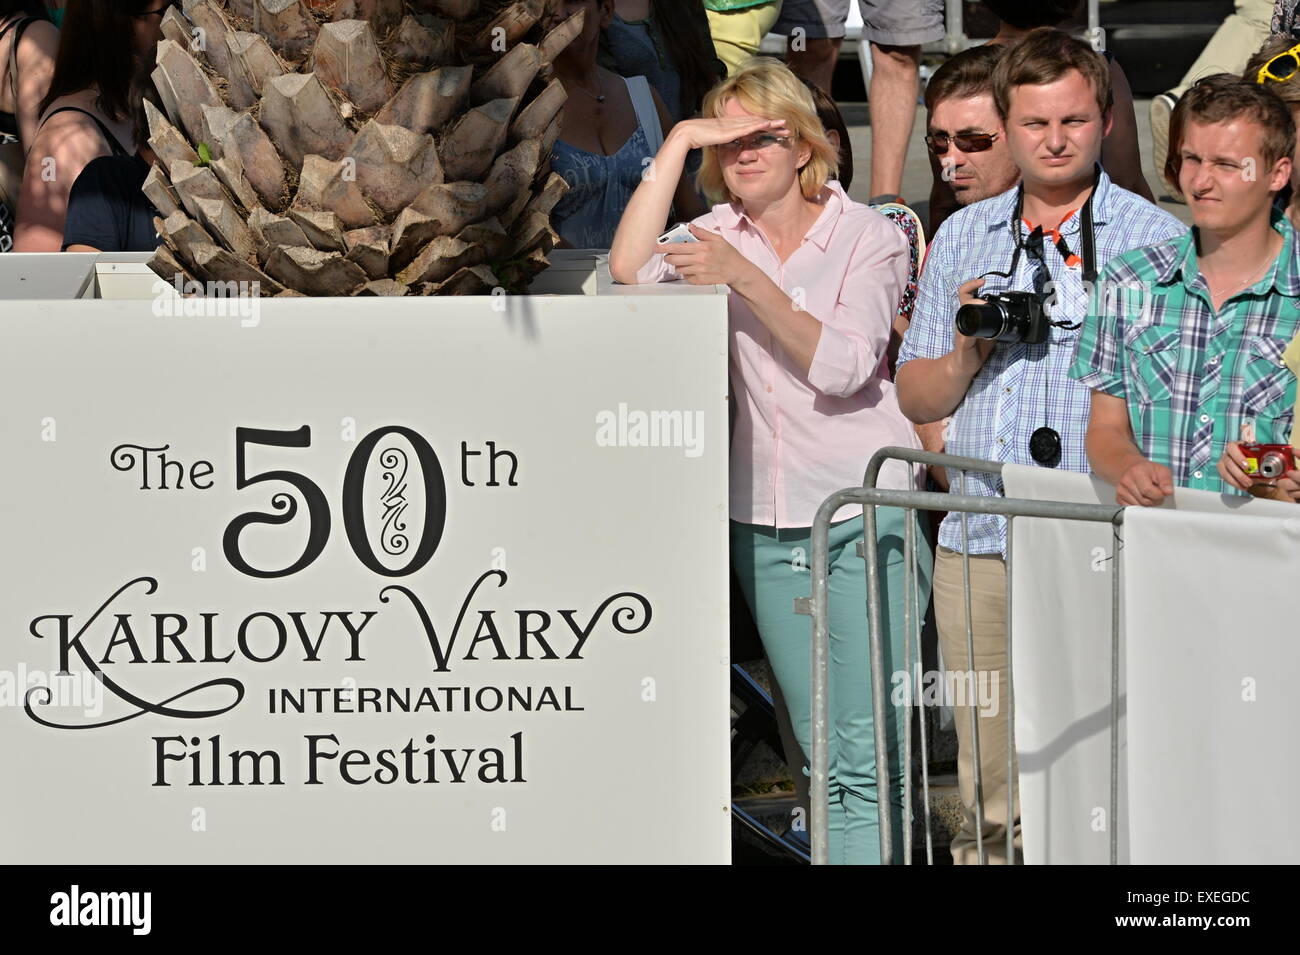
{"left": 731, "top": 508, "right": 932, "bottom": 864}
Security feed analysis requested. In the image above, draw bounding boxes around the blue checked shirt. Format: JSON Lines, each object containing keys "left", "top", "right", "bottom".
{"left": 897, "top": 168, "right": 1186, "bottom": 554}
{"left": 1070, "top": 210, "right": 1300, "bottom": 492}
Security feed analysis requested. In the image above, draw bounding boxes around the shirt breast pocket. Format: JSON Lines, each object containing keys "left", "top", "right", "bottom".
{"left": 1241, "top": 335, "right": 1298, "bottom": 441}
{"left": 1124, "top": 325, "right": 1180, "bottom": 404}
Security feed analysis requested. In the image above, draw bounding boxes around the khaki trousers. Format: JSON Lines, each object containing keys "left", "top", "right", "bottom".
{"left": 1173, "top": 0, "right": 1273, "bottom": 95}
{"left": 933, "top": 546, "right": 1021, "bottom": 865}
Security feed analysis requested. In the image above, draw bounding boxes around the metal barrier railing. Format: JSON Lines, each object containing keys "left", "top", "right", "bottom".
{"left": 796, "top": 447, "right": 1124, "bottom": 865}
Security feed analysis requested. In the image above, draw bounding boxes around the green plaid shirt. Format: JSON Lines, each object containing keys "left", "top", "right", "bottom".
{"left": 1070, "top": 212, "right": 1300, "bottom": 494}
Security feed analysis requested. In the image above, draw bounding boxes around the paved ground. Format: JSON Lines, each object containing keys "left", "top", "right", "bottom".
{"left": 838, "top": 96, "right": 1194, "bottom": 233}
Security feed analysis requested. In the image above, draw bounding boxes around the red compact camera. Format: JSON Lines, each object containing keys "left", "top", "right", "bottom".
{"left": 1240, "top": 443, "right": 1296, "bottom": 480}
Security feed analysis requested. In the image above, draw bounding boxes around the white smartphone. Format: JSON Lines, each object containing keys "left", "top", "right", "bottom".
{"left": 656, "top": 223, "right": 698, "bottom": 245}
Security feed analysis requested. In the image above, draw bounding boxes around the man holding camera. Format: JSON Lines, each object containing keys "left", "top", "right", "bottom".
{"left": 1074, "top": 76, "right": 1300, "bottom": 506}
{"left": 895, "top": 28, "right": 1184, "bottom": 865}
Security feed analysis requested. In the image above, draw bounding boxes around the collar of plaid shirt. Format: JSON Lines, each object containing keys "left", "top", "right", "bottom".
{"left": 1153, "top": 208, "right": 1300, "bottom": 297}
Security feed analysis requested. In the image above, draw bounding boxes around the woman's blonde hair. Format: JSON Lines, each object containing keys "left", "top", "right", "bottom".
{"left": 695, "top": 57, "right": 840, "bottom": 204}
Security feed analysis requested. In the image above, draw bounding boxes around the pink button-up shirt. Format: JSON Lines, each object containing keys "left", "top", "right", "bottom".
{"left": 635, "top": 180, "right": 921, "bottom": 527}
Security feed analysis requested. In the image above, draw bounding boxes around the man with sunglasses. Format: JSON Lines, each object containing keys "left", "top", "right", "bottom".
{"left": 923, "top": 44, "right": 1020, "bottom": 236}
{"left": 894, "top": 28, "right": 1184, "bottom": 865}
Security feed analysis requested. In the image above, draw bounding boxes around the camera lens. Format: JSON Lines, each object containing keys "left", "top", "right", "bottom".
{"left": 955, "top": 302, "right": 1007, "bottom": 340}
{"left": 1259, "top": 451, "right": 1288, "bottom": 479}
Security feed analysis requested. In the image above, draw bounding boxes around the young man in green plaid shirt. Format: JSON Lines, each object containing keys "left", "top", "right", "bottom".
{"left": 1072, "top": 76, "right": 1300, "bottom": 505}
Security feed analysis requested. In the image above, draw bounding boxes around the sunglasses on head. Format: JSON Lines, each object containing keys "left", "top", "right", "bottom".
{"left": 1257, "top": 42, "right": 1300, "bottom": 84}
{"left": 925, "top": 131, "right": 999, "bottom": 155}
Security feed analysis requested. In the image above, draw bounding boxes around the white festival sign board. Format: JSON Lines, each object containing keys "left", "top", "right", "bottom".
{"left": 0, "top": 286, "right": 731, "bottom": 863}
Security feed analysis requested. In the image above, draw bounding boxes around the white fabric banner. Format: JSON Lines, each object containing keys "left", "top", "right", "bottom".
{"left": 1003, "top": 466, "right": 1124, "bottom": 865}
{"left": 1002, "top": 464, "right": 1295, "bottom": 864}
{"left": 1123, "top": 505, "right": 1300, "bottom": 864}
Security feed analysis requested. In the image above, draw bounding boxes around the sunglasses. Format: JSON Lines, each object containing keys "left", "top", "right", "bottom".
{"left": 1257, "top": 42, "right": 1300, "bottom": 84}
{"left": 717, "top": 132, "right": 794, "bottom": 155}
{"left": 925, "top": 131, "right": 999, "bottom": 155}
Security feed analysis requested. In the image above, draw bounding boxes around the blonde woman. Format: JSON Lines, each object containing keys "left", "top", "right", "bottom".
{"left": 610, "top": 57, "right": 930, "bottom": 865}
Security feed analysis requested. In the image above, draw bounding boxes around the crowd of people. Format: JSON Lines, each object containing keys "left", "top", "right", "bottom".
{"left": 0, "top": 0, "right": 165, "bottom": 254}
{"left": 3, "top": 1, "right": 1300, "bottom": 866}
{"left": 606, "top": 7, "right": 1300, "bottom": 866}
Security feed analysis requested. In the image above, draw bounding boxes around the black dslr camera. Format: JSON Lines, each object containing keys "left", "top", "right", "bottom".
{"left": 955, "top": 290, "right": 1050, "bottom": 345}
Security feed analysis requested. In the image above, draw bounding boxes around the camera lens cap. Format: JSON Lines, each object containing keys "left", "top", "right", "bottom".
{"left": 1030, "top": 427, "right": 1062, "bottom": 467}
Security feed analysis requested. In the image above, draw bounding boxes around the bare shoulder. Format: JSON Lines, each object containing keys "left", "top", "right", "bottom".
{"left": 598, "top": 67, "right": 635, "bottom": 108}
{"left": 16, "top": 17, "right": 59, "bottom": 57}
{"left": 40, "top": 89, "right": 100, "bottom": 119}
{"left": 29, "top": 96, "right": 112, "bottom": 164}
{"left": 34, "top": 100, "right": 91, "bottom": 139}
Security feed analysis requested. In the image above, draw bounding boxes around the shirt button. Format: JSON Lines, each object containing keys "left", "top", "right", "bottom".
{"left": 766, "top": 385, "right": 773, "bottom": 393}
{"left": 997, "top": 437, "right": 1006, "bottom": 445}
{"left": 1199, "top": 414, "right": 1210, "bottom": 423}
{"left": 1194, "top": 470, "right": 1203, "bottom": 479}
{"left": 1004, "top": 387, "right": 1012, "bottom": 394}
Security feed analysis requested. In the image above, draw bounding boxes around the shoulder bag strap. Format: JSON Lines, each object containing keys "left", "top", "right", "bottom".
{"left": 625, "top": 75, "right": 664, "bottom": 157}
{"left": 40, "top": 106, "right": 131, "bottom": 158}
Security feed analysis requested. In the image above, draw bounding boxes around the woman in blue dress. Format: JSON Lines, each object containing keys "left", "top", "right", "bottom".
{"left": 545, "top": 0, "right": 705, "bottom": 248}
